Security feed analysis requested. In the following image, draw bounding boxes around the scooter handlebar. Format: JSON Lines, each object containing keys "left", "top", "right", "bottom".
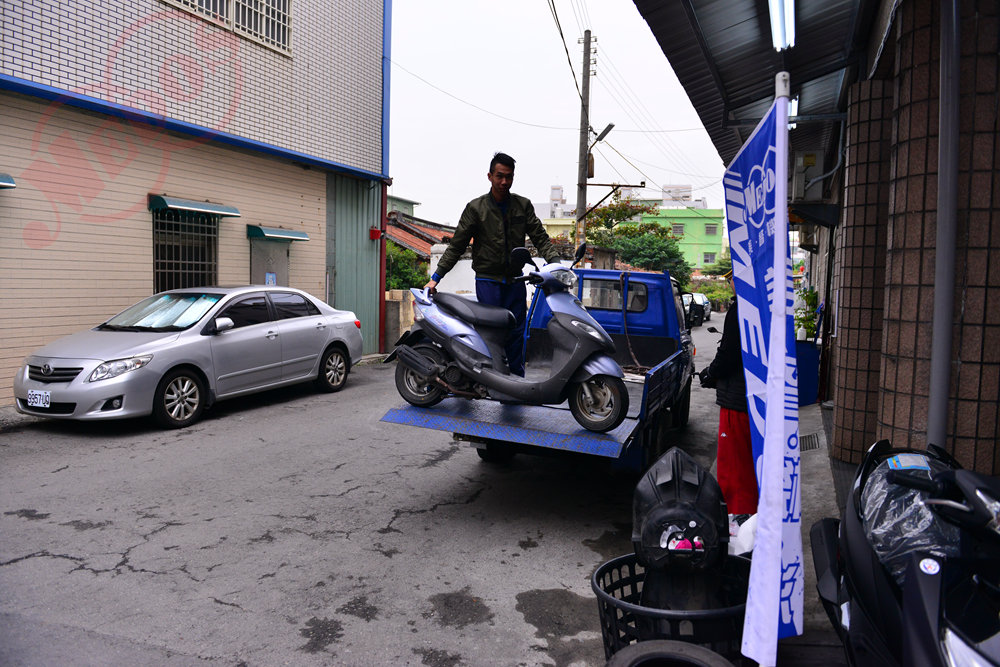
{"left": 514, "top": 274, "right": 543, "bottom": 285}
{"left": 886, "top": 469, "right": 944, "bottom": 495}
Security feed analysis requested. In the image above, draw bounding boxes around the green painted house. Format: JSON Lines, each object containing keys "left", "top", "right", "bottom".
{"left": 638, "top": 207, "right": 726, "bottom": 270}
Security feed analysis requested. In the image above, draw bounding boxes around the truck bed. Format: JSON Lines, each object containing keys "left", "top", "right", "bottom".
{"left": 380, "top": 350, "right": 686, "bottom": 460}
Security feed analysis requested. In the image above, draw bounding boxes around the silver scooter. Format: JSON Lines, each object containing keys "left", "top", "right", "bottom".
{"left": 386, "top": 245, "right": 628, "bottom": 432}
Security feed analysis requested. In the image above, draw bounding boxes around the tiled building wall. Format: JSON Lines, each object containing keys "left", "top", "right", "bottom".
{"left": 0, "top": 93, "right": 327, "bottom": 406}
{"left": 831, "top": 80, "right": 893, "bottom": 463}
{"left": 878, "top": 1, "right": 999, "bottom": 473}
{"left": 1, "top": 0, "right": 384, "bottom": 175}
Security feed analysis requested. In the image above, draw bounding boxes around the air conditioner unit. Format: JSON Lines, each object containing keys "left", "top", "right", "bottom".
{"left": 792, "top": 151, "right": 826, "bottom": 202}
{"left": 798, "top": 223, "right": 819, "bottom": 253}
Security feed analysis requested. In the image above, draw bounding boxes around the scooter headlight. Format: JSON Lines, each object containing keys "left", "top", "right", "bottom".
{"left": 571, "top": 319, "right": 605, "bottom": 341}
{"left": 943, "top": 627, "right": 993, "bottom": 667}
{"left": 552, "top": 268, "right": 578, "bottom": 290}
{"left": 976, "top": 488, "right": 1000, "bottom": 538}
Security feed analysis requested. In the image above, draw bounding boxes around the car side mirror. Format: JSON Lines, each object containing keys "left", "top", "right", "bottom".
{"left": 214, "top": 316, "right": 235, "bottom": 333}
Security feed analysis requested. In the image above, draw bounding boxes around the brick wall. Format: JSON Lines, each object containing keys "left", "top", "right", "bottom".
{"left": 878, "top": 0, "right": 1000, "bottom": 472}
{"left": 830, "top": 80, "right": 893, "bottom": 463}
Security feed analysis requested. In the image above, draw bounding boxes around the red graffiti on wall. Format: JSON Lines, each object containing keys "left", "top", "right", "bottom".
{"left": 19, "top": 11, "right": 244, "bottom": 248}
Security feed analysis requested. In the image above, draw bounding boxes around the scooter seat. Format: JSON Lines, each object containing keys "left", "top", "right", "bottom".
{"left": 433, "top": 292, "right": 514, "bottom": 329}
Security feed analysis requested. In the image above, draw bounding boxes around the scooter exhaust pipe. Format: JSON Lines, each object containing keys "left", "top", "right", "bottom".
{"left": 395, "top": 344, "right": 441, "bottom": 378}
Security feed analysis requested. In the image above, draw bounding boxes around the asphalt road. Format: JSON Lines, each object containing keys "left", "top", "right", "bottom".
{"left": 0, "top": 325, "right": 723, "bottom": 667}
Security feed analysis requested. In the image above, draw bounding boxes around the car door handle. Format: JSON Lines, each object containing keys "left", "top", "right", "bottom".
{"left": 315, "top": 323, "right": 327, "bottom": 330}
{"left": 266, "top": 330, "right": 279, "bottom": 340}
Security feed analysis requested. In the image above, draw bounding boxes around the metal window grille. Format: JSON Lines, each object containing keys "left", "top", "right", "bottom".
{"left": 161, "top": 0, "right": 290, "bottom": 53}
{"left": 704, "top": 253, "right": 717, "bottom": 264}
{"left": 671, "top": 224, "right": 684, "bottom": 235}
{"left": 153, "top": 209, "right": 219, "bottom": 293}
{"left": 705, "top": 224, "right": 718, "bottom": 235}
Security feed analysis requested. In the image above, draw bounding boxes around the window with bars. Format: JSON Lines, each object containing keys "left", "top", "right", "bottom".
{"left": 153, "top": 209, "right": 219, "bottom": 293}
{"left": 705, "top": 224, "right": 718, "bottom": 235}
{"left": 671, "top": 223, "right": 685, "bottom": 235}
{"left": 163, "top": 0, "right": 290, "bottom": 53}
{"left": 703, "top": 252, "right": 717, "bottom": 265}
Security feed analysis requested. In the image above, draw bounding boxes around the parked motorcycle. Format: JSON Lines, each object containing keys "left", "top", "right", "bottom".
{"left": 387, "top": 245, "right": 629, "bottom": 432}
{"left": 810, "top": 439, "right": 1000, "bottom": 666}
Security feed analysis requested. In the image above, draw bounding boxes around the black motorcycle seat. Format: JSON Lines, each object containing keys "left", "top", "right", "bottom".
{"left": 433, "top": 292, "right": 514, "bottom": 329}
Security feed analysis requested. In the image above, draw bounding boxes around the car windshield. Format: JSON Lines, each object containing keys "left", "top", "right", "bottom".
{"left": 101, "top": 293, "right": 222, "bottom": 331}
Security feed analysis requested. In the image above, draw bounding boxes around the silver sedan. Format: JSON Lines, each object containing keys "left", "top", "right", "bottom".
{"left": 13, "top": 286, "right": 364, "bottom": 428}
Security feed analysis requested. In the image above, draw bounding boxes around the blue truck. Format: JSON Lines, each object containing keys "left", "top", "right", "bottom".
{"left": 381, "top": 268, "right": 695, "bottom": 471}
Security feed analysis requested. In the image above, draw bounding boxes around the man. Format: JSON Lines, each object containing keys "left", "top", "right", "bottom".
{"left": 698, "top": 270, "right": 758, "bottom": 517}
{"left": 424, "top": 152, "right": 562, "bottom": 376}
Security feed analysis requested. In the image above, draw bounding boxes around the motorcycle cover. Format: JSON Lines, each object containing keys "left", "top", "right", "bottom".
{"left": 860, "top": 452, "right": 961, "bottom": 585}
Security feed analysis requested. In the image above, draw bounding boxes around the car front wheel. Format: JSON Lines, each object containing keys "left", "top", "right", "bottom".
{"left": 153, "top": 368, "right": 206, "bottom": 429}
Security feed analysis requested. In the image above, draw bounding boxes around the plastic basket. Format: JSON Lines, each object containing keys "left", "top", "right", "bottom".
{"left": 591, "top": 553, "right": 751, "bottom": 661}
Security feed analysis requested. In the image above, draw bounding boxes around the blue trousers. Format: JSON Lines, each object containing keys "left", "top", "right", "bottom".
{"left": 476, "top": 278, "right": 527, "bottom": 376}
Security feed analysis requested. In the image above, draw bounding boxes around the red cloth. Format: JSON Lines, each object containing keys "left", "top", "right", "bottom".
{"left": 717, "top": 407, "right": 758, "bottom": 514}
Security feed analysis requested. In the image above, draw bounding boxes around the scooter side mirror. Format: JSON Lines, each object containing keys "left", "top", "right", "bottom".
{"left": 510, "top": 247, "right": 536, "bottom": 269}
{"left": 707, "top": 327, "right": 720, "bottom": 334}
{"left": 575, "top": 243, "right": 587, "bottom": 262}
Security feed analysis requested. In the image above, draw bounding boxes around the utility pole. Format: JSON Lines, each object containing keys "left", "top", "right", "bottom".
{"left": 575, "top": 30, "right": 593, "bottom": 245}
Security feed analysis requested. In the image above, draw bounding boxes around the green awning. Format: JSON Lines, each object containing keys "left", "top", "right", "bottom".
{"left": 148, "top": 195, "right": 240, "bottom": 217}
{"left": 0, "top": 173, "right": 16, "bottom": 189}
{"left": 246, "top": 225, "right": 310, "bottom": 242}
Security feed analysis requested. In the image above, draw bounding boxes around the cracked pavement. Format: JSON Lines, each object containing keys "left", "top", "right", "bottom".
{"left": 0, "top": 344, "right": 722, "bottom": 666}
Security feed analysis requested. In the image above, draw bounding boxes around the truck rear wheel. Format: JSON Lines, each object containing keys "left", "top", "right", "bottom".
{"left": 569, "top": 375, "right": 629, "bottom": 432}
{"left": 671, "top": 379, "right": 691, "bottom": 428}
{"left": 394, "top": 344, "right": 447, "bottom": 407}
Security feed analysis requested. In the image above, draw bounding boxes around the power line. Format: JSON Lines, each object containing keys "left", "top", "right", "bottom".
{"left": 390, "top": 59, "right": 573, "bottom": 130}
{"left": 548, "top": 0, "right": 583, "bottom": 102}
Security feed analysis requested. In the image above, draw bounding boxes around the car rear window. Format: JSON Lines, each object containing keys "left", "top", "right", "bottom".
{"left": 580, "top": 279, "right": 648, "bottom": 313}
{"left": 270, "top": 292, "right": 320, "bottom": 319}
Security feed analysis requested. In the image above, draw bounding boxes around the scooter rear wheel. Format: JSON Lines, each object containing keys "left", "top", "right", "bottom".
{"left": 394, "top": 343, "right": 447, "bottom": 407}
{"left": 569, "top": 375, "right": 629, "bottom": 432}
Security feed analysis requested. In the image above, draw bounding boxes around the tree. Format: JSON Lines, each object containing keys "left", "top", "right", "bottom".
{"left": 599, "top": 227, "right": 693, "bottom": 285}
{"left": 386, "top": 242, "right": 428, "bottom": 290}
{"left": 702, "top": 246, "right": 732, "bottom": 276}
{"left": 579, "top": 189, "right": 658, "bottom": 233}
{"left": 582, "top": 190, "right": 693, "bottom": 284}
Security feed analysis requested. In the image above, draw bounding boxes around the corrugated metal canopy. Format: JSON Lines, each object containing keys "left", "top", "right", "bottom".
{"left": 148, "top": 195, "right": 241, "bottom": 218}
{"left": 246, "top": 225, "right": 310, "bottom": 241}
{"left": 633, "top": 0, "right": 879, "bottom": 171}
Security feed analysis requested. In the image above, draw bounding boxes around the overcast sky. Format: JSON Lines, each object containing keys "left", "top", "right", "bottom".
{"left": 386, "top": 1, "right": 727, "bottom": 225}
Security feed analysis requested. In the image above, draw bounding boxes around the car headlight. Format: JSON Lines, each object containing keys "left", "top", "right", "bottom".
{"left": 553, "top": 269, "right": 578, "bottom": 289}
{"left": 88, "top": 355, "right": 153, "bottom": 382}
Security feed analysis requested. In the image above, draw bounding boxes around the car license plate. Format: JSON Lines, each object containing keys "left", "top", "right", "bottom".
{"left": 27, "top": 390, "right": 51, "bottom": 408}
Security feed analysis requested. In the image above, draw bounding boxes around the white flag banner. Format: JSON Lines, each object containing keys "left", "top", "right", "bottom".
{"left": 723, "top": 93, "right": 803, "bottom": 666}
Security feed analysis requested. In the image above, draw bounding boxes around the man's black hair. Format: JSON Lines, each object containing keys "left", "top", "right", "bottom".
{"left": 490, "top": 152, "right": 516, "bottom": 173}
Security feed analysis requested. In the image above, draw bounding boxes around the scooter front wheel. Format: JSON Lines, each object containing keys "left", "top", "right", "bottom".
{"left": 569, "top": 375, "right": 629, "bottom": 432}
{"left": 394, "top": 343, "right": 447, "bottom": 407}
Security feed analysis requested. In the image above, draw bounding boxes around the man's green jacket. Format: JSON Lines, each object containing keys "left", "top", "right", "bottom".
{"left": 435, "top": 192, "right": 562, "bottom": 283}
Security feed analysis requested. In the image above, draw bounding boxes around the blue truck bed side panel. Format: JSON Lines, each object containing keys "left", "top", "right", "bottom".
{"left": 381, "top": 398, "right": 637, "bottom": 458}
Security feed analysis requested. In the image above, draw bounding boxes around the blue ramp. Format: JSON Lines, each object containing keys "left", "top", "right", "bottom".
{"left": 381, "top": 398, "right": 638, "bottom": 459}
